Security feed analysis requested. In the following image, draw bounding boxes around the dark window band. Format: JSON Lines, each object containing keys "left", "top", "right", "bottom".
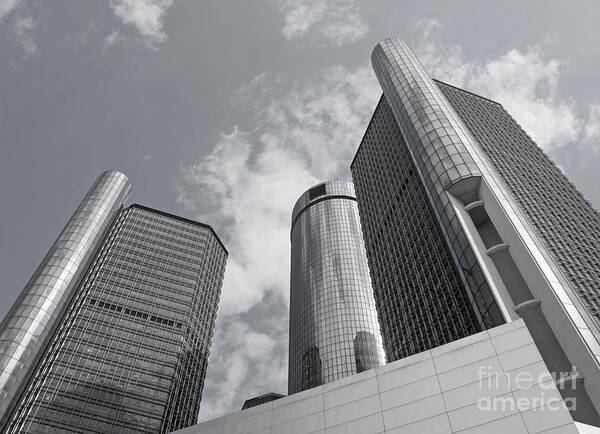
{"left": 291, "top": 195, "right": 357, "bottom": 235}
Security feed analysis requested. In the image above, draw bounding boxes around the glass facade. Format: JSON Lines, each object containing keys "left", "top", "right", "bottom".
{"left": 370, "top": 39, "right": 505, "bottom": 330}
{"left": 1, "top": 174, "right": 227, "bottom": 433}
{"left": 288, "top": 181, "right": 385, "bottom": 394}
{"left": 0, "top": 171, "right": 130, "bottom": 429}
{"left": 351, "top": 97, "right": 482, "bottom": 361}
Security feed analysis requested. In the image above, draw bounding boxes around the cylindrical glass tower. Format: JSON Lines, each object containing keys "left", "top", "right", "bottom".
{"left": 0, "top": 171, "right": 130, "bottom": 426}
{"left": 288, "top": 180, "right": 385, "bottom": 394}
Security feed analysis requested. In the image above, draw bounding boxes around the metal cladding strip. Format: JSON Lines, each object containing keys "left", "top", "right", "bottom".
{"left": 0, "top": 170, "right": 131, "bottom": 425}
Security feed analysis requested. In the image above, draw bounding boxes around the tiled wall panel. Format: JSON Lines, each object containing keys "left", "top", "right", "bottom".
{"left": 175, "top": 320, "right": 585, "bottom": 434}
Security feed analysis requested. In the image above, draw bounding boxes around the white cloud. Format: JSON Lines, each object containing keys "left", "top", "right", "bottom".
{"left": 584, "top": 105, "right": 600, "bottom": 146}
{"left": 108, "top": 0, "right": 173, "bottom": 49}
{"left": 412, "top": 19, "right": 600, "bottom": 151}
{"left": 75, "top": 21, "right": 98, "bottom": 47}
{"left": 277, "top": 0, "right": 369, "bottom": 47}
{"left": 230, "top": 71, "right": 273, "bottom": 106}
{"left": 179, "top": 64, "right": 379, "bottom": 419}
{"left": 12, "top": 14, "right": 38, "bottom": 59}
{"left": 198, "top": 308, "right": 288, "bottom": 421}
{"left": 0, "top": 0, "right": 40, "bottom": 60}
{"left": 0, "top": 0, "right": 22, "bottom": 20}
{"left": 179, "top": 65, "right": 378, "bottom": 315}
{"left": 103, "top": 29, "right": 127, "bottom": 49}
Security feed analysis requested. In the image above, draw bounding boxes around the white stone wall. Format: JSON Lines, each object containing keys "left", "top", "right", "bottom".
{"left": 174, "top": 320, "right": 588, "bottom": 434}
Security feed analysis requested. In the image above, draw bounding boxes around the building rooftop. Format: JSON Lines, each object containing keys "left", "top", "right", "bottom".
{"left": 241, "top": 393, "right": 285, "bottom": 410}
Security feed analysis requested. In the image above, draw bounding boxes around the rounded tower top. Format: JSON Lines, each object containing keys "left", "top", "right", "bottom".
{"left": 291, "top": 180, "right": 355, "bottom": 227}
{"left": 100, "top": 169, "right": 129, "bottom": 183}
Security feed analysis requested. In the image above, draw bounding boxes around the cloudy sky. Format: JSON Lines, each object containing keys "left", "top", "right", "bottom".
{"left": 1, "top": 0, "right": 600, "bottom": 423}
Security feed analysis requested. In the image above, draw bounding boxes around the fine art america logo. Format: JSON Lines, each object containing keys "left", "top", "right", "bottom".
{"left": 477, "top": 366, "right": 578, "bottom": 412}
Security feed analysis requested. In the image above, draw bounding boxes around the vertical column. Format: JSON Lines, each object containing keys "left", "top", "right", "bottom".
{"left": 372, "top": 39, "right": 482, "bottom": 198}
{"left": 0, "top": 170, "right": 130, "bottom": 426}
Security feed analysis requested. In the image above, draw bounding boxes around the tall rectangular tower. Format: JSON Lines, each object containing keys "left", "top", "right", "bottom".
{"left": 0, "top": 171, "right": 227, "bottom": 433}
{"left": 351, "top": 97, "right": 484, "bottom": 361}
{"left": 351, "top": 38, "right": 600, "bottom": 424}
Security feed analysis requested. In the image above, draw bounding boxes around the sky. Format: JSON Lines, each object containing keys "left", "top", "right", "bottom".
{"left": 1, "top": 0, "right": 600, "bottom": 423}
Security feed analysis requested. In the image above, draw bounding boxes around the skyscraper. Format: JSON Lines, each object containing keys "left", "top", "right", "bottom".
{"left": 0, "top": 171, "right": 227, "bottom": 433}
{"left": 351, "top": 38, "right": 600, "bottom": 423}
{"left": 288, "top": 181, "right": 385, "bottom": 394}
